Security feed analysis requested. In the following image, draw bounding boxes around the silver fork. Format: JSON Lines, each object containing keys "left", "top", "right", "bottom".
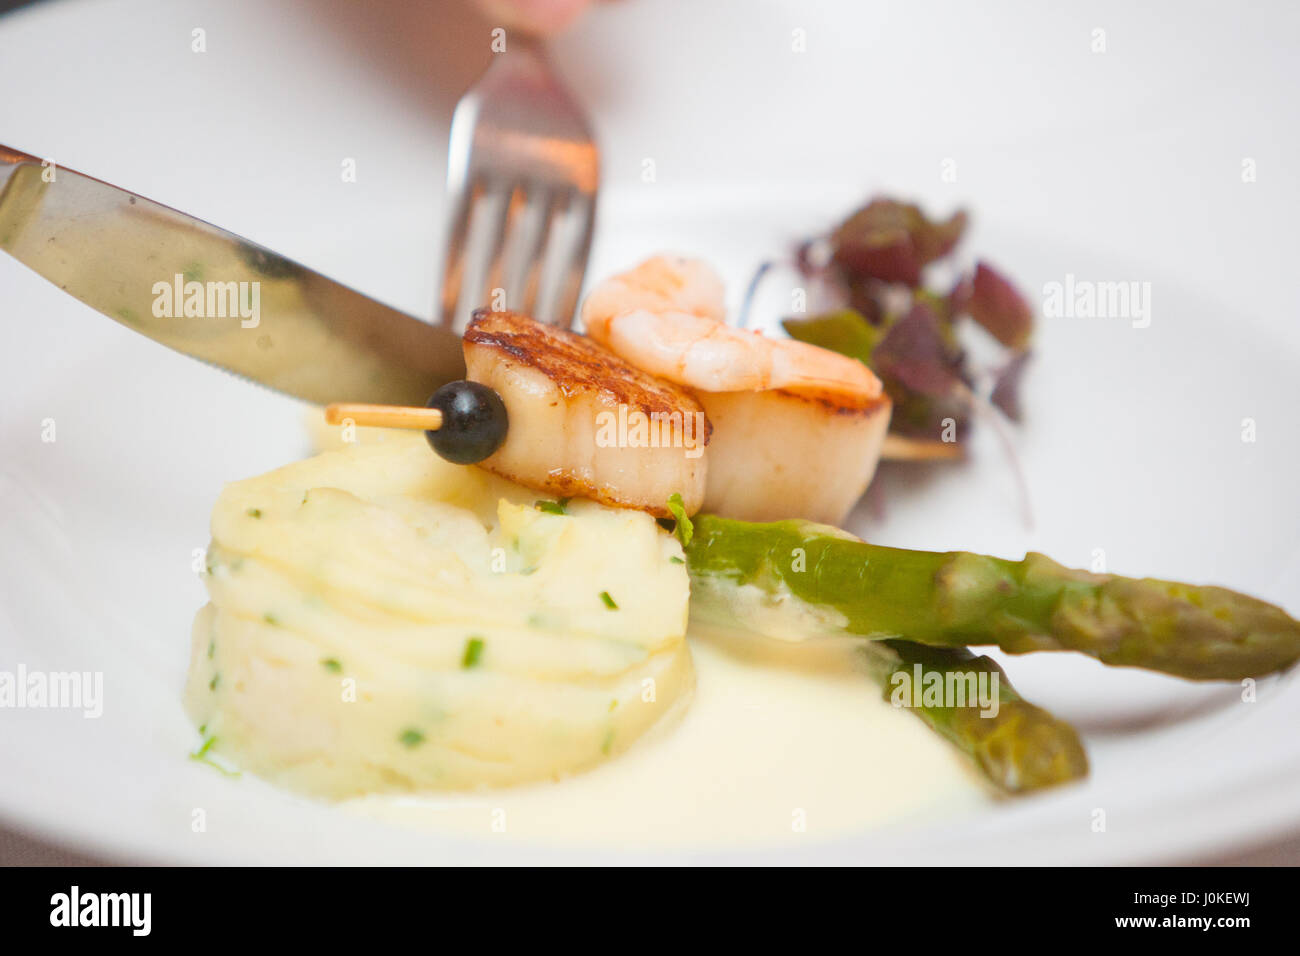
{"left": 438, "top": 35, "right": 599, "bottom": 332}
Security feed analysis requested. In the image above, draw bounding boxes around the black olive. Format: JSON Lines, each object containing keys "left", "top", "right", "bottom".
{"left": 424, "top": 381, "right": 508, "bottom": 464}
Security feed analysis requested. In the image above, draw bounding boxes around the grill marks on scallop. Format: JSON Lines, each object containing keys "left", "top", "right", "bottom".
{"left": 463, "top": 310, "right": 709, "bottom": 517}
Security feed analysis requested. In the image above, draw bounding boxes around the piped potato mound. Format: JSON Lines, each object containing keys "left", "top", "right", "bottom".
{"left": 185, "top": 432, "right": 694, "bottom": 799}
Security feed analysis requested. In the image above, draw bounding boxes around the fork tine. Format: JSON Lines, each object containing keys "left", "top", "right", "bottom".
{"left": 441, "top": 39, "right": 598, "bottom": 332}
{"left": 516, "top": 190, "right": 560, "bottom": 318}
{"left": 551, "top": 191, "right": 596, "bottom": 330}
{"left": 483, "top": 183, "right": 526, "bottom": 314}
{"left": 438, "top": 176, "right": 481, "bottom": 328}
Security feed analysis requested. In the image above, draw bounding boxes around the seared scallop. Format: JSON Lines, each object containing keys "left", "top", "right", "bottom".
{"left": 463, "top": 309, "right": 710, "bottom": 517}
{"left": 579, "top": 255, "right": 892, "bottom": 524}
{"left": 697, "top": 388, "right": 891, "bottom": 525}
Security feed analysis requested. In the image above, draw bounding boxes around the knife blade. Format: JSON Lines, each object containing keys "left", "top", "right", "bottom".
{"left": 0, "top": 143, "right": 465, "bottom": 406}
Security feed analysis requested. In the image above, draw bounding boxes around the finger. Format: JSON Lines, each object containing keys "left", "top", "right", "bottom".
{"left": 473, "top": 0, "right": 595, "bottom": 35}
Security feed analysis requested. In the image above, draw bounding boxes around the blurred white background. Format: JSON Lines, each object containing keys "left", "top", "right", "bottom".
{"left": 1, "top": 0, "right": 1296, "bottom": 338}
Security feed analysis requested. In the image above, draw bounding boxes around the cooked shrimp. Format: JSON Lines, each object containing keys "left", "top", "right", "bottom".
{"left": 581, "top": 255, "right": 893, "bottom": 524}
{"left": 580, "top": 255, "right": 883, "bottom": 402}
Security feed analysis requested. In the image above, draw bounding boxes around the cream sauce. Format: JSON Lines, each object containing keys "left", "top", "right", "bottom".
{"left": 344, "top": 623, "right": 989, "bottom": 849}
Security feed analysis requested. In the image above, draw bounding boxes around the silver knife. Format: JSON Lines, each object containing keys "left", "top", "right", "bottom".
{"left": 0, "top": 143, "right": 465, "bottom": 406}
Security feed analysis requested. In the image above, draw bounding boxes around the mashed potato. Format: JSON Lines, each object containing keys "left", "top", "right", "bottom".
{"left": 184, "top": 432, "right": 694, "bottom": 799}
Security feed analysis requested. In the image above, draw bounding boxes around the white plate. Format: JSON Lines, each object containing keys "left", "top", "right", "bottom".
{"left": 3, "top": 185, "right": 1299, "bottom": 864}
{"left": 2, "top": 0, "right": 1298, "bottom": 864}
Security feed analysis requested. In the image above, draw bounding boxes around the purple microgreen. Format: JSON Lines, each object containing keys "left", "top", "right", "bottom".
{"left": 990, "top": 350, "right": 1032, "bottom": 422}
{"left": 830, "top": 199, "right": 968, "bottom": 287}
{"left": 966, "top": 261, "right": 1034, "bottom": 350}
{"left": 872, "top": 303, "right": 965, "bottom": 397}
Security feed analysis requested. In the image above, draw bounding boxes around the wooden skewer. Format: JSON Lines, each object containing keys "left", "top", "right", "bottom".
{"left": 324, "top": 402, "right": 443, "bottom": 431}
{"left": 325, "top": 402, "right": 964, "bottom": 463}
{"left": 880, "top": 434, "right": 965, "bottom": 462}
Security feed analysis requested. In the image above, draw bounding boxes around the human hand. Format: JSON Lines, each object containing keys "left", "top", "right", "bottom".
{"left": 471, "top": 0, "right": 600, "bottom": 35}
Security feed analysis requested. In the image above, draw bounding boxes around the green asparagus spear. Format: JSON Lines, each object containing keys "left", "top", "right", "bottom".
{"left": 863, "top": 640, "right": 1088, "bottom": 792}
{"left": 685, "top": 514, "right": 1300, "bottom": 681}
